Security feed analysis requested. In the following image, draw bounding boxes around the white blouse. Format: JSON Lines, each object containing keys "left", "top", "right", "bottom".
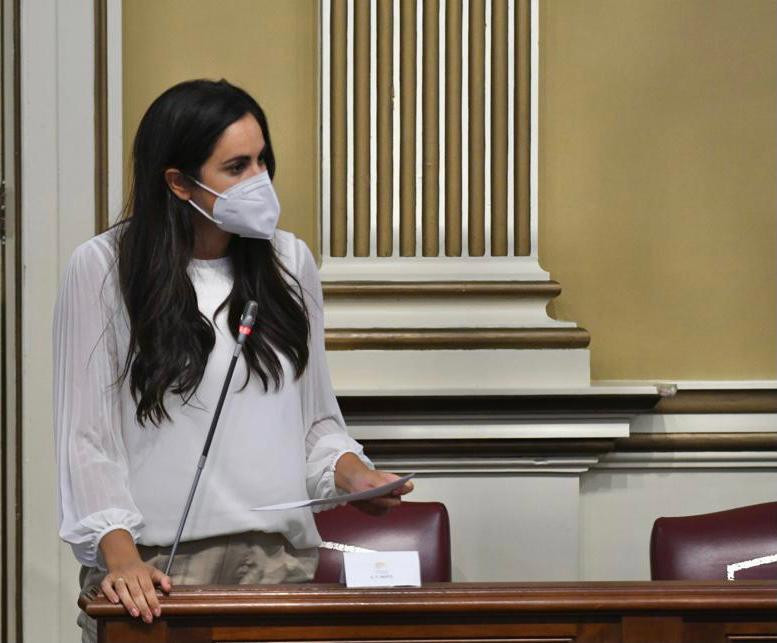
{"left": 53, "top": 228, "right": 370, "bottom": 569}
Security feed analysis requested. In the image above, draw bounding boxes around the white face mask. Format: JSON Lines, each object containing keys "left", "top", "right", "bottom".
{"left": 187, "top": 170, "right": 280, "bottom": 239}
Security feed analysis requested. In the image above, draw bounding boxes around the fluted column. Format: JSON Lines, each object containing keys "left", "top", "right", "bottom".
{"left": 319, "top": 0, "right": 589, "bottom": 394}
{"left": 322, "top": 0, "right": 533, "bottom": 259}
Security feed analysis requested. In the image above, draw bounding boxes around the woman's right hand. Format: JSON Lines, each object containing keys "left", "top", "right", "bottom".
{"left": 98, "top": 529, "right": 172, "bottom": 624}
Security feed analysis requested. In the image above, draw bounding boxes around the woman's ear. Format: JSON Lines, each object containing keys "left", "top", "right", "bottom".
{"left": 164, "top": 169, "right": 193, "bottom": 201}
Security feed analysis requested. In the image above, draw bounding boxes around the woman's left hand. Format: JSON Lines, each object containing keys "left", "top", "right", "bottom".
{"left": 334, "top": 453, "right": 414, "bottom": 515}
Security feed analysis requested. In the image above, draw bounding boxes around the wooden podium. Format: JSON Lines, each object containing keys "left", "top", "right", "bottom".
{"left": 80, "top": 581, "right": 777, "bottom": 642}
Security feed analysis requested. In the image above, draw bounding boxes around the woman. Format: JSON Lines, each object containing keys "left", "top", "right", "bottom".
{"left": 53, "top": 79, "right": 412, "bottom": 641}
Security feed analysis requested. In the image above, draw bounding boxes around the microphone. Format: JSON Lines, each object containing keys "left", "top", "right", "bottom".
{"left": 236, "top": 300, "right": 259, "bottom": 346}
{"left": 164, "top": 300, "right": 259, "bottom": 576}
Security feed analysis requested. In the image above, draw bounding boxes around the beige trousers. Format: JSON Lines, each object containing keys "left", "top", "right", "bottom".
{"left": 77, "top": 531, "right": 318, "bottom": 643}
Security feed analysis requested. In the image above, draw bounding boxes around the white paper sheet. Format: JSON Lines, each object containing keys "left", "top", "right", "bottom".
{"left": 250, "top": 473, "right": 415, "bottom": 511}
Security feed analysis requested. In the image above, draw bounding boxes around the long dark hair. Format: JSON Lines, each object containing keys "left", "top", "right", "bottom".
{"left": 116, "top": 79, "right": 309, "bottom": 427}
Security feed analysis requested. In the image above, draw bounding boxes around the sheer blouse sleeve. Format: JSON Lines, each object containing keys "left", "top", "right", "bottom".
{"left": 295, "top": 240, "right": 373, "bottom": 505}
{"left": 53, "top": 240, "right": 143, "bottom": 568}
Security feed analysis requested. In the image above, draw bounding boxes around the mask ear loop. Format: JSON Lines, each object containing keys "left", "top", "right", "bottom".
{"left": 185, "top": 175, "right": 225, "bottom": 224}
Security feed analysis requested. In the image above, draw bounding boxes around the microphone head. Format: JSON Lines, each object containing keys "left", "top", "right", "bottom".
{"left": 239, "top": 300, "right": 259, "bottom": 335}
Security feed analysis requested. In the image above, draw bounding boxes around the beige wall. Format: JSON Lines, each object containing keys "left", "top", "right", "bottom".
{"left": 123, "top": 0, "right": 776, "bottom": 381}
{"left": 123, "top": 0, "right": 319, "bottom": 246}
{"left": 539, "top": 0, "right": 777, "bottom": 380}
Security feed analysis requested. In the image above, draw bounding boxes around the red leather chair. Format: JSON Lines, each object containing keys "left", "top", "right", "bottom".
{"left": 312, "top": 501, "right": 451, "bottom": 582}
{"left": 650, "top": 501, "right": 777, "bottom": 580}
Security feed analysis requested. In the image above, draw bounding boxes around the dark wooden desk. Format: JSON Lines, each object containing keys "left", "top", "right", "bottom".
{"left": 80, "top": 580, "right": 777, "bottom": 642}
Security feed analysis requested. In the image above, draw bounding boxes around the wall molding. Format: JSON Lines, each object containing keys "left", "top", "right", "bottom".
{"left": 322, "top": 276, "right": 576, "bottom": 331}
{"left": 368, "top": 455, "right": 602, "bottom": 474}
{"left": 654, "top": 389, "right": 777, "bottom": 414}
{"left": 631, "top": 413, "right": 777, "bottom": 434}
{"left": 329, "top": 348, "right": 592, "bottom": 394}
{"left": 322, "top": 279, "right": 571, "bottom": 332}
{"left": 350, "top": 420, "right": 629, "bottom": 441}
{"left": 93, "top": 0, "right": 108, "bottom": 232}
{"left": 595, "top": 380, "right": 777, "bottom": 414}
{"left": 2, "top": 1, "right": 22, "bottom": 639}
{"left": 614, "top": 432, "right": 777, "bottom": 452}
{"left": 596, "top": 380, "right": 777, "bottom": 390}
{"left": 325, "top": 327, "right": 590, "bottom": 350}
{"left": 323, "top": 279, "right": 562, "bottom": 297}
{"left": 361, "top": 433, "right": 777, "bottom": 470}
{"left": 596, "top": 451, "right": 777, "bottom": 470}
{"left": 363, "top": 438, "right": 617, "bottom": 458}
{"left": 339, "top": 390, "right": 660, "bottom": 417}
{"left": 318, "top": 254, "right": 551, "bottom": 281}
{"left": 335, "top": 388, "right": 777, "bottom": 413}
{"left": 106, "top": 0, "right": 122, "bottom": 223}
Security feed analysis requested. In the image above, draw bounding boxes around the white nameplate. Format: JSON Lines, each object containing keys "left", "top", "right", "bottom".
{"left": 343, "top": 551, "right": 421, "bottom": 588}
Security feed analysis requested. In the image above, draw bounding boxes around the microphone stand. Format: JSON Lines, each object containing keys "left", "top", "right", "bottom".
{"left": 164, "top": 300, "right": 258, "bottom": 577}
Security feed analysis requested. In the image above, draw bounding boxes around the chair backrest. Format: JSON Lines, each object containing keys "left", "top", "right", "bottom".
{"left": 313, "top": 501, "right": 451, "bottom": 583}
{"left": 650, "top": 501, "right": 777, "bottom": 580}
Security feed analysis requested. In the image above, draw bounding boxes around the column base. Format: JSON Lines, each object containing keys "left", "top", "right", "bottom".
{"left": 327, "top": 348, "right": 591, "bottom": 394}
